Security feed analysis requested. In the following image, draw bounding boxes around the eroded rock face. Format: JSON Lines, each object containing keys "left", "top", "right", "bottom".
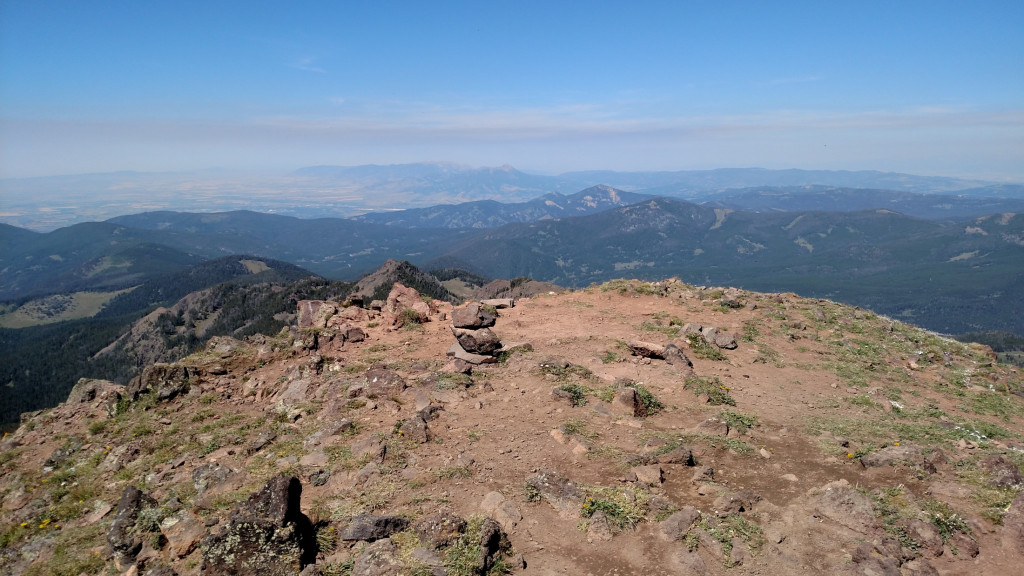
{"left": 201, "top": 475, "right": 314, "bottom": 575}
{"left": 65, "top": 378, "right": 125, "bottom": 415}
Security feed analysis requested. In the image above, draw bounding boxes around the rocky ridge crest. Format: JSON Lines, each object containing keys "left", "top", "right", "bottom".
{"left": 2, "top": 279, "right": 1024, "bottom": 576}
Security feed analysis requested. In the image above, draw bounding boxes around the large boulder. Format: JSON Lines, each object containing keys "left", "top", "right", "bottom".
{"left": 129, "top": 363, "right": 201, "bottom": 402}
{"left": 451, "top": 301, "right": 497, "bottom": 329}
{"left": 451, "top": 327, "right": 502, "bottom": 355}
{"left": 201, "top": 476, "right": 315, "bottom": 575}
{"left": 384, "top": 283, "right": 431, "bottom": 327}
{"left": 297, "top": 300, "right": 337, "bottom": 330}
{"left": 341, "top": 514, "right": 411, "bottom": 542}
{"left": 363, "top": 367, "right": 407, "bottom": 399}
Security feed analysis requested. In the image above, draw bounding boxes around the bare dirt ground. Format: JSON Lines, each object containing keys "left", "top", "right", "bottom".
{"left": 2, "top": 279, "right": 1024, "bottom": 576}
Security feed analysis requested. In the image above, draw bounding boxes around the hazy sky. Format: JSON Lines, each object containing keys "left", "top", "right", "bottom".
{"left": 1, "top": 1, "right": 1022, "bottom": 179}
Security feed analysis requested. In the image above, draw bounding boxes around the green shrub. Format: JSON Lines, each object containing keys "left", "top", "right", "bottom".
{"left": 557, "top": 383, "right": 589, "bottom": 407}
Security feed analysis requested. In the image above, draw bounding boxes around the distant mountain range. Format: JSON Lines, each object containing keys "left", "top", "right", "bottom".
{"left": 352, "top": 185, "right": 652, "bottom": 228}
{"left": 3, "top": 192, "right": 1022, "bottom": 337}
{"left": 703, "top": 185, "right": 1024, "bottom": 219}
{"left": 423, "top": 199, "right": 1024, "bottom": 335}
{"left": 4, "top": 163, "right": 1022, "bottom": 231}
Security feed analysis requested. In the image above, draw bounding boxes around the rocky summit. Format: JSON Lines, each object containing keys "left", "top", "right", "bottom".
{"left": 2, "top": 278, "right": 1024, "bottom": 576}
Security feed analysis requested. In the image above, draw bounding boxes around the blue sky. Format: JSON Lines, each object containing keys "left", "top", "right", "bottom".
{"left": 1, "top": 1, "right": 1021, "bottom": 179}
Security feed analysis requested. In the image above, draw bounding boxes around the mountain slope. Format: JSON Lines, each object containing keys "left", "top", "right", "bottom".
{"left": 291, "top": 162, "right": 583, "bottom": 204}
{"left": 106, "top": 210, "right": 466, "bottom": 280}
{"left": 705, "top": 186, "right": 1024, "bottom": 220}
{"left": 426, "top": 200, "right": 1024, "bottom": 335}
{"left": 350, "top": 259, "right": 457, "bottom": 303}
{"left": 0, "top": 257, "right": 340, "bottom": 426}
{"left": 353, "top": 185, "right": 653, "bottom": 228}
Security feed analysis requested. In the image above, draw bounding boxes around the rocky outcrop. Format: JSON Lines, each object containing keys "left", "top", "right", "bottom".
{"left": 201, "top": 476, "right": 315, "bottom": 575}
{"left": 340, "top": 514, "right": 411, "bottom": 542}
{"left": 129, "top": 363, "right": 202, "bottom": 402}
{"left": 383, "top": 283, "right": 434, "bottom": 328}
{"left": 65, "top": 378, "right": 125, "bottom": 416}
{"left": 108, "top": 486, "right": 160, "bottom": 567}
{"left": 446, "top": 300, "right": 516, "bottom": 365}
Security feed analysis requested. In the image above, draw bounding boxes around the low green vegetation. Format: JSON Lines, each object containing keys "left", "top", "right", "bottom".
{"left": 719, "top": 410, "right": 757, "bottom": 433}
{"left": 580, "top": 484, "right": 650, "bottom": 531}
{"left": 686, "top": 332, "right": 726, "bottom": 360}
{"left": 684, "top": 376, "right": 736, "bottom": 406}
{"left": 685, "top": 514, "right": 764, "bottom": 567}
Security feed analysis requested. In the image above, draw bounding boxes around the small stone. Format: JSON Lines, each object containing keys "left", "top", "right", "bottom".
{"left": 632, "top": 464, "right": 664, "bottom": 485}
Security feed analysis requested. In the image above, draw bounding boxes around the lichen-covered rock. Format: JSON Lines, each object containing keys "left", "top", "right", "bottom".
{"left": 129, "top": 363, "right": 201, "bottom": 402}
{"left": 414, "top": 512, "right": 467, "bottom": 549}
{"left": 65, "top": 378, "right": 125, "bottom": 415}
{"left": 201, "top": 475, "right": 315, "bottom": 575}
{"left": 340, "top": 514, "right": 411, "bottom": 542}
{"left": 352, "top": 538, "right": 401, "bottom": 576}
{"left": 108, "top": 485, "right": 159, "bottom": 566}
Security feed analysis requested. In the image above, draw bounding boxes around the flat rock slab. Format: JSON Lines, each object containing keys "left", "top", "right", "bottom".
{"left": 447, "top": 343, "right": 498, "bottom": 365}
{"left": 860, "top": 444, "right": 921, "bottom": 467}
{"left": 341, "top": 514, "right": 411, "bottom": 542}
{"left": 481, "top": 298, "right": 514, "bottom": 309}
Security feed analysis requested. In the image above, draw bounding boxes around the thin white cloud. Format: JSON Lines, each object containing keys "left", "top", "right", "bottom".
{"left": 289, "top": 56, "right": 324, "bottom": 73}
{"left": 247, "top": 103, "right": 1024, "bottom": 141}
